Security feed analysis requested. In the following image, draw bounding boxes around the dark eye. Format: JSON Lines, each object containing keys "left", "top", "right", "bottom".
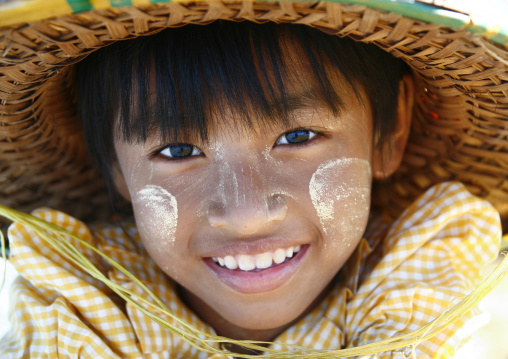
{"left": 276, "top": 129, "right": 317, "bottom": 145}
{"left": 159, "top": 144, "right": 203, "bottom": 159}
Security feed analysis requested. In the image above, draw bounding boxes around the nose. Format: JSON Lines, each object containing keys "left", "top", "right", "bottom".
{"left": 206, "top": 165, "right": 288, "bottom": 234}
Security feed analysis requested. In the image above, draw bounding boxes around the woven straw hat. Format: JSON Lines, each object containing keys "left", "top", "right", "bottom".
{"left": 1, "top": 0, "right": 508, "bottom": 228}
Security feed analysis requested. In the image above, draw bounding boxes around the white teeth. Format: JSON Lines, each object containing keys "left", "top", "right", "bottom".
{"left": 238, "top": 255, "right": 256, "bottom": 271}
{"left": 224, "top": 256, "right": 238, "bottom": 270}
{"left": 213, "top": 245, "right": 303, "bottom": 271}
{"left": 255, "top": 252, "right": 273, "bottom": 269}
{"left": 273, "top": 248, "right": 286, "bottom": 264}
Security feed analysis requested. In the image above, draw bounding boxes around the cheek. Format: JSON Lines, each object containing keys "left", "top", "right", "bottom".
{"left": 309, "top": 158, "right": 371, "bottom": 241}
{"left": 131, "top": 185, "right": 179, "bottom": 264}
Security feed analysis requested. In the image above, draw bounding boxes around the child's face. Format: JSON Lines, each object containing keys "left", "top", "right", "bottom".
{"left": 113, "top": 86, "right": 376, "bottom": 334}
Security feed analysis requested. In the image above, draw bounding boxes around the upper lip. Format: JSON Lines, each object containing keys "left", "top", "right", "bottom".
{"left": 200, "top": 237, "right": 306, "bottom": 258}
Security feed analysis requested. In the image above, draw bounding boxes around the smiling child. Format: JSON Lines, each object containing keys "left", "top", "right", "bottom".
{"left": 76, "top": 22, "right": 413, "bottom": 340}
{"left": 0, "top": 1, "right": 507, "bottom": 358}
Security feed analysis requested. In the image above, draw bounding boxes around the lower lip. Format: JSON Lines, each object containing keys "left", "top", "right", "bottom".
{"left": 204, "top": 245, "right": 309, "bottom": 294}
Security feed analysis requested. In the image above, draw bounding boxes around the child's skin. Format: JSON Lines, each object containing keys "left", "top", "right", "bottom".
{"left": 112, "top": 44, "right": 414, "bottom": 347}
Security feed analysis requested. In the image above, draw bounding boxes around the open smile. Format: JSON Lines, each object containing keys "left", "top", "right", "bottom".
{"left": 211, "top": 245, "right": 302, "bottom": 271}
{"left": 204, "top": 245, "right": 309, "bottom": 293}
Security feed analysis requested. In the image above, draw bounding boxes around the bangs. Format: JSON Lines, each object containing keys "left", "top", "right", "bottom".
{"left": 81, "top": 21, "right": 358, "bottom": 146}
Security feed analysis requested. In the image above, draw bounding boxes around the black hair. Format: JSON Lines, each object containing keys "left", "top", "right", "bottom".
{"left": 77, "top": 20, "right": 408, "bottom": 192}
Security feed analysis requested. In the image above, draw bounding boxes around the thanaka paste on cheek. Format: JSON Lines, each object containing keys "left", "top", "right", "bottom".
{"left": 134, "top": 185, "right": 178, "bottom": 247}
{"left": 309, "top": 158, "right": 371, "bottom": 238}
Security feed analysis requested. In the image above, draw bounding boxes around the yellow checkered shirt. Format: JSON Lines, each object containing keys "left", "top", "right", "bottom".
{"left": 0, "top": 182, "right": 501, "bottom": 358}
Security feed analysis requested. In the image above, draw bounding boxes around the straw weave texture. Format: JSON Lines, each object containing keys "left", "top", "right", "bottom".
{"left": 0, "top": 1, "right": 507, "bottom": 225}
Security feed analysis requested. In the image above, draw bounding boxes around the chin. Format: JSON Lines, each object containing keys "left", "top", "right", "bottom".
{"left": 211, "top": 292, "right": 315, "bottom": 331}
{"left": 226, "top": 310, "right": 298, "bottom": 331}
